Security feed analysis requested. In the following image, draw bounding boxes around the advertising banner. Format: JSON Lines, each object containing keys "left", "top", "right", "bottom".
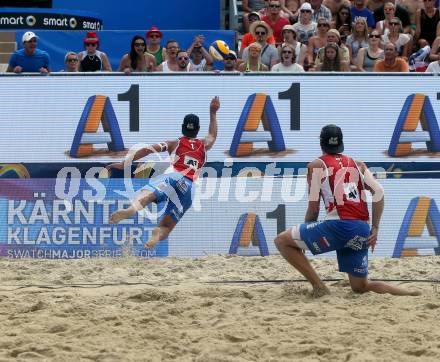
{"left": 0, "top": 176, "right": 439, "bottom": 259}
{"left": 1, "top": 74, "right": 440, "bottom": 167}
{"left": 0, "top": 8, "right": 103, "bottom": 30}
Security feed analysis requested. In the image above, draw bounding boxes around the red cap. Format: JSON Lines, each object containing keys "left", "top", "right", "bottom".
{"left": 146, "top": 26, "right": 163, "bottom": 39}
{"left": 84, "top": 31, "right": 99, "bottom": 43}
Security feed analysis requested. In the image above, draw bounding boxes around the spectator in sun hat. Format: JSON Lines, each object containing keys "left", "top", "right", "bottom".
{"left": 240, "top": 12, "right": 276, "bottom": 57}
{"left": 279, "top": 24, "right": 307, "bottom": 67}
{"left": 292, "top": 3, "right": 317, "bottom": 45}
{"left": 242, "top": 20, "right": 279, "bottom": 69}
{"left": 77, "top": 31, "right": 112, "bottom": 72}
{"left": 145, "top": 26, "right": 167, "bottom": 66}
{"left": 7, "top": 31, "right": 50, "bottom": 74}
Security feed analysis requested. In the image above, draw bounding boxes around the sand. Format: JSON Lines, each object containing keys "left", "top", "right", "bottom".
{"left": 0, "top": 254, "right": 439, "bottom": 362}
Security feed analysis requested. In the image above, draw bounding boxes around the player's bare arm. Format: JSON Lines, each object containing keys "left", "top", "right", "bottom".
{"left": 204, "top": 96, "right": 220, "bottom": 150}
{"left": 106, "top": 140, "right": 178, "bottom": 170}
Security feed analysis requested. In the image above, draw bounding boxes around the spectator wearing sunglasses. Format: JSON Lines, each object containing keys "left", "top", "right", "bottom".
{"left": 145, "top": 26, "right": 167, "bottom": 65}
{"left": 272, "top": 43, "right": 305, "bottom": 72}
{"left": 78, "top": 31, "right": 112, "bottom": 72}
{"left": 332, "top": 4, "right": 352, "bottom": 40}
{"left": 187, "top": 35, "right": 214, "bottom": 71}
{"left": 118, "top": 35, "right": 156, "bottom": 73}
{"left": 240, "top": 12, "right": 276, "bottom": 57}
{"left": 7, "top": 32, "right": 50, "bottom": 74}
{"left": 242, "top": 21, "right": 279, "bottom": 69}
{"left": 293, "top": 3, "right": 317, "bottom": 46}
{"left": 221, "top": 51, "right": 240, "bottom": 72}
{"left": 238, "top": 42, "right": 269, "bottom": 71}
{"left": 261, "top": 0, "right": 290, "bottom": 45}
{"left": 381, "top": 17, "right": 411, "bottom": 60}
{"left": 62, "top": 51, "right": 79, "bottom": 72}
{"left": 374, "top": 0, "right": 411, "bottom": 33}
{"left": 176, "top": 50, "right": 194, "bottom": 72}
{"left": 355, "top": 31, "right": 384, "bottom": 71}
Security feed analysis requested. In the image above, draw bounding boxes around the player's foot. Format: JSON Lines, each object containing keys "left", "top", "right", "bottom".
{"left": 109, "top": 209, "right": 132, "bottom": 224}
{"left": 406, "top": 290, "right": 422, "bottom": 296}
{"left": 144, "top": 237, "right": 159, "bottom": 249}
{"left": 311, "top": 285, "right": 331, "bottom": 298}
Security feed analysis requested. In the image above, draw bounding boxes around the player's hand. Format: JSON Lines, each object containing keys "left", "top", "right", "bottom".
{"left": 368, "top": 226, "right": 378, "bottom": 252}
{"left": 106, "top": 162, "right": 125, "bottom": 171}
{"left": 210, "top": 96, "right": 220, "bottom": 113}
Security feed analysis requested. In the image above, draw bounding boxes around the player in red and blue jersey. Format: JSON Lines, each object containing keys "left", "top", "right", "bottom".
{"left": 275, "top": 125, "right": 420, "bottom": 297}
{"left": 108, "top": 96, "right": 220, "bottom": 249}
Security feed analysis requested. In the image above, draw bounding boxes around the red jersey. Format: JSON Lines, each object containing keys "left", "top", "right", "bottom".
{"left": 171, "top": 137, "right": 206, "bottom": 181}
{"left": 317, "top": 154, "right": 369, "bottom": 221}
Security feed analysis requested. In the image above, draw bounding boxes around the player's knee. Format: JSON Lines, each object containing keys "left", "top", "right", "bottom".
{"left": 274, "top": 234, "right": 286, "bottom": 250}
{"left": 350, "top": 281, "right": 368, "bottom": 294}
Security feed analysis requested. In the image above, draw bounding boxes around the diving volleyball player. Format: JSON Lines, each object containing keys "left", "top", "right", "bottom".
{"left": 107, "top": 96, "right": 220, "bottom": 249}
{"left": 275, "top": 125, "right": 421, "bottom": 297}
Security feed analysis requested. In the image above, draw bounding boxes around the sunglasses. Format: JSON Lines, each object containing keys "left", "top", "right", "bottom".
{"left": 255, "top": 31, "right": 267, "bottom": 35}
{"left": 85, "top": 43, "right": 97, "bottom": 47}
{"left": 149, "top": 34, "right": 161, "bottom": 39}
{"left": 67, "top": 58, "right": 79, "bottom": 62}
{"left": 270, "top": 4, "right": 281, "bottom": 8}
{"left": 369, "top": 34, "right": 380, "bottom": 38}
{"left": 178, "top": 56, "right": 189, "bottom": 61}
{"left": 300, "top": 9, "right": 311, "bottom": 13}
{"left": 318, "top": 23, "right": 329, "bottom": 27}
{"left": 134, "top": 42, "right": 146, "bottom": 47}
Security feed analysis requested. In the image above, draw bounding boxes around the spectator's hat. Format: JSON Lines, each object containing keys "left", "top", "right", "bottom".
{"left": 320, "top": 124, "right": 344, "bottom": 154}
{"left": 22, "top": 31, "right": 37, "bottom": 43}
{"left": 282, "top": 24, "right": 296, "bottom": 35}
{"left": 182, "top": 114, "right": 200, "bottom": 138}
{"left": 299, "top": 2, "right": 314, "bottom": 14}
{"left": 327, "top": 29, "right": 341, "bottom": 40}
{"left": 84, "top": 31, "right": 99, "bottom": 43}
{"left": 250, "top": 20, "right": 273, "bottom": 38}
{"left": 146, "top": 26, "right": 163, "bottom": 39}
{"left": 248, "top": 11, "right": 261, "bottom": 21}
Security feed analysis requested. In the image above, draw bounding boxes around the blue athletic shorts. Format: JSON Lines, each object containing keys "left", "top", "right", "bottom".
{"left": 143, "top": 172, "right": 193, "bottom": 223}
{"left": 299, "top": 220, "right": 370, "bottom": 277}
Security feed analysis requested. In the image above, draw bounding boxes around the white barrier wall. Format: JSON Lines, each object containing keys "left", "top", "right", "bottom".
{"left": 0, "top": 74, "right": 439, "bottom": 163}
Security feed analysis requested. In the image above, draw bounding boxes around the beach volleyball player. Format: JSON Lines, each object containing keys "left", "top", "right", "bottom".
{"left": 275, "top": 125, "right": 421, "bottom": 296}
{"left": 107, "top": 96, "right": 220, "bottom": 249}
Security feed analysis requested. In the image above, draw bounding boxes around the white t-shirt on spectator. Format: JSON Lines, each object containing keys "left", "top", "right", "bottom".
{"left": 426, "top": 61, "right": 440, "bottom": 73}
{"left": 271, "top": 63, "right": 305, "bottom": 72}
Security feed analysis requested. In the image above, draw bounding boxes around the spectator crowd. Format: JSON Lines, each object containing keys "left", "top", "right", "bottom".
{"left": 6, "top": 0, "right": 440, "bottom": 73}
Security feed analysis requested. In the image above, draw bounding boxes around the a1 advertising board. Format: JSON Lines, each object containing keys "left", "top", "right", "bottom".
{"left": 0, "top": 75, "right": 440, "bottom": 165}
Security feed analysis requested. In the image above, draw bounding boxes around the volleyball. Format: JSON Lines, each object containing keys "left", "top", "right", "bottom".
{"left": 209, "top": 40, "right": 230, "bottom": 61}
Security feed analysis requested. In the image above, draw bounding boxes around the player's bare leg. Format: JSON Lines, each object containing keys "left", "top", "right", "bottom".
{"left": 275, "top": 230, "right": 330, "bottom": 297}
{"left": 109, "top": 190, "right": 156, "bottom": 224}
{"left": 348, "top": 274, "right": 421, "bottom": 296}
{"left": 144, "top": 215, "right": 177, "bottom": 249}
